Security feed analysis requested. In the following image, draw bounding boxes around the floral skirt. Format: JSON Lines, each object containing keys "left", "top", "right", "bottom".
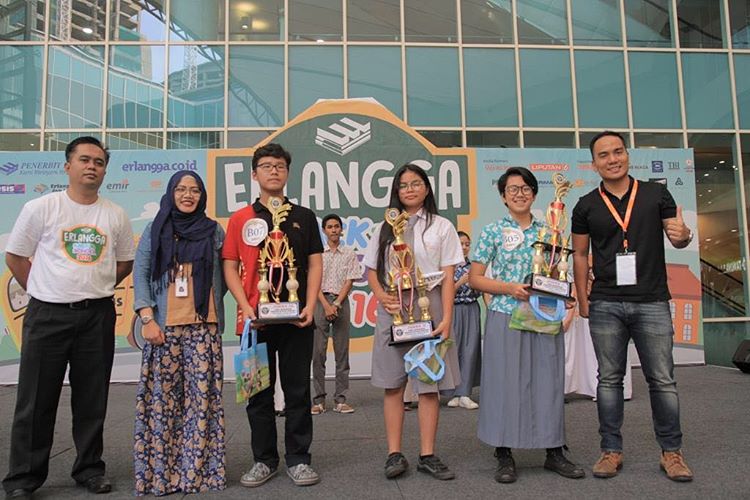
{"left": 134, "top": 323, "right": 226, "bottom": 496}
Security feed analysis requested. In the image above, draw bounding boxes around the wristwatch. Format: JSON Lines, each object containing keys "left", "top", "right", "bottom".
{"left": 683, "top": 229, "right": 694, "bottom": 244}
{"left": 141, "top": 315, "right": 153, "bottom": 325}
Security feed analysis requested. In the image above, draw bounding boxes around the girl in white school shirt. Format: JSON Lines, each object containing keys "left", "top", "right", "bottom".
{"left": 363, "top": 164, "right": 464, "bottom": 481}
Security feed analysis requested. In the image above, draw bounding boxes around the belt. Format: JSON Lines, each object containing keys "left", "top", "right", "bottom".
{"left": 36, "top": 296, "right": 114, "bottom": 310}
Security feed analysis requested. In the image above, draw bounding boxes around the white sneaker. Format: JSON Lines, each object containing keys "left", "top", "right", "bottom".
{"left": 458, "top": 396, "right": 479, "bottom": 410}
{"left": 447, "top": 397, "right": 460, "bottom": 408}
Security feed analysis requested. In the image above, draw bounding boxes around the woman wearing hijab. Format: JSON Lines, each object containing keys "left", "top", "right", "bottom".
{"left": 133, "top": 171, "right": 227, "bottom": 496}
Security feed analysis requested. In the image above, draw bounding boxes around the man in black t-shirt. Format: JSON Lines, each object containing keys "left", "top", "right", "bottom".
{"left": 571, "top": 131, "right": 694, "bottom": 483}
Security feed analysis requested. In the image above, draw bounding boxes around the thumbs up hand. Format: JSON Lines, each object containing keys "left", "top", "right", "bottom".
{"left": 665, "top": 205, "right": 691, "bottom": 246}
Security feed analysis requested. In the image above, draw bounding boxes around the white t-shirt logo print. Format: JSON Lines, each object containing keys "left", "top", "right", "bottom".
{"left": 61, "top": 225, "right": 108, "bottom": 264}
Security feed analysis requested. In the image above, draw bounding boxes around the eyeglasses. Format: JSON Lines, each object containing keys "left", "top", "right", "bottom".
{"left": 174, "top": 186, "right": 202, "bottom": 196}
{"left": 398, "top": 180, "right": 425, "bottom": 191}
{"left": 257, "top": 162, "right": 288, "bottom": 172}
{"left": 505, "top": 185, "right": 533, "bottom": 196}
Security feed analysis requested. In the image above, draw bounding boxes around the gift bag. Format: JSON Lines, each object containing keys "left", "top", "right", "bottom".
{"left": 508, "top": 296, "right": 564, "bottom": 335}
{"left": 403, "top": 338, "right": 454, "bottom": 384}
{"left": 234, "top": 320, "right": 271, "bottom": 403}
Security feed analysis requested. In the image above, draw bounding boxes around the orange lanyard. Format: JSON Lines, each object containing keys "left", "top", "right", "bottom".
{"left": 599, "top": 179, "right": 638, "bottom": 252}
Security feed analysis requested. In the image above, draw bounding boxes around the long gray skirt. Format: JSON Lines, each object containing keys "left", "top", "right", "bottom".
{"left": 451, "top": 302, "right": 482, "bottom": 396}
{"left": 371, "top": 287, "right": 461, "bottom": 394}
{"left": 477, "top": 310, "right": 565, "bottom": 449}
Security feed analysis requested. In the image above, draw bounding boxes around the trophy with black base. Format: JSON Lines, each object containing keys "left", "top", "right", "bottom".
{"left": 526, "top": 174, "right": 574, "bottom": 321}
{"left": 255, "top": 196, "right": 302, "bottom": 324}
{"left": 383, "top": 208, "right": 435, "bottom": 346}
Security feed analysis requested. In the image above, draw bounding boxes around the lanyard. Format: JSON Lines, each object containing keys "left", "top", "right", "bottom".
{"left": 599, "top": 179, "right": 638, "bottom": 252}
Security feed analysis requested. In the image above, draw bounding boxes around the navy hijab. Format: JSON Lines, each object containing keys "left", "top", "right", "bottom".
{"left": 150, "top": 171, "right": 217, "bottom": 319}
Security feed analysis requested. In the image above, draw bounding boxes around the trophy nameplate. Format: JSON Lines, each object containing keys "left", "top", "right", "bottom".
{"left": 529, "top": 274, "right": 573, "bottom": 298}
{"left": 389, "top": 320, "right": 434, "bottom": 346}
{"left": 257, "top": 301, "right": 301, "bottom": 324}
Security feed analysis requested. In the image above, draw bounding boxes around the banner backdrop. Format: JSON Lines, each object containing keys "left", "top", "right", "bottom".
{"left": 0, "top": 100, "right": 702, "bottom": 383}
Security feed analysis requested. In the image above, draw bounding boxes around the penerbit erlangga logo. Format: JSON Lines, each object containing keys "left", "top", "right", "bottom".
{"left": 315, "top": 118, "right": 372, "bottom": 156}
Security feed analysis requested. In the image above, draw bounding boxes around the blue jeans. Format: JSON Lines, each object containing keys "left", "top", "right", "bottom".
{"left": 588, "top": 300, "right": 682, "bottom": 452}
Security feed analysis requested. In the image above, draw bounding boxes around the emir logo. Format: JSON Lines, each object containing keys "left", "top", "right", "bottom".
{"left": 315, "top": 117, "right": 371, "bottom": 156}
{"left": 106, "top": 178, "right": 129, "bottom": 192}
{"left": 0, "top": 162, "right": 18, "bottom": 175}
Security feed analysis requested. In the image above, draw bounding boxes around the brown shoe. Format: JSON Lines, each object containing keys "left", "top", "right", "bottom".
{"left": 660, "top": 450, "right": 693, "bottom": 482}
{"left": 593, "top": 451, "right": 623, "bottom": 478}
{"left": 311, "top": 403, "right": 325, "bottom": 415}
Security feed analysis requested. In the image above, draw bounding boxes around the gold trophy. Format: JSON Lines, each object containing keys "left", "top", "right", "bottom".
{"left": 383, "top": 208, "right": 434, "bottom": 345}
{"left": 255, "top": 196, "right": 302, "bottom": 324}
{"left": 528, "top": 173, "right": 574, "bottom": 299}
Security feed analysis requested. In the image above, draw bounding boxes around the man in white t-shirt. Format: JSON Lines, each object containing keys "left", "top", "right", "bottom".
{"left": 2, "top": 137, "right": 135, "bottom": 499}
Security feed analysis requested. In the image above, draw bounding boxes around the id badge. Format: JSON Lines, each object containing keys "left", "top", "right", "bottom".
{"left": 175, "top": 276, "right": 189, "bottom": 297}
{"left": 615, "top": 252, "right": 637, "bottom": 286}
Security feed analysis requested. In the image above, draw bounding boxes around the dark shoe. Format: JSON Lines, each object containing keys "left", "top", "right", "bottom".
{"left": 417, "top": 455, "right": 455, "bottom": 480}
{"left": 78, "top": 475, "right": 112, "bottom": 494}
{"left": 5, "top": 489, "right": 32, "bottom": 499}
{"left": 384, "top": 452, "right": 408, "bottom": 479}
{"left": 494, "top": 448, "right": 517, "bottom": 484}
{"left": 545, "top": 448, "right": 585, "bottom": 479}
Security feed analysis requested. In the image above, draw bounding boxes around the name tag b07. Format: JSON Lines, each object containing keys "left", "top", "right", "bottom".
{"left": 616, "top": 252, "right": 637, "bottom": 286}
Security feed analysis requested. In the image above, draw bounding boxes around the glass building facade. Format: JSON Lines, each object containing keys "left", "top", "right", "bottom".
{"left": 2, "top": 0, "right": 750, "bottom": 364}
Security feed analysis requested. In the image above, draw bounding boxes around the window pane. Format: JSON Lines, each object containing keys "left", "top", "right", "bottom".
{"left": 229, "top": 0, "right": 284, "bottom": 41}
{"left": 347, "top": 0, "right": 400, "bottom": 42}
{"left": 0, "top": 45, "right": 42, "bottom": 129}
{"left": 682, "top": 53, "right": 733, "bottom": 129}
{"left": 45, "top": 131, "right": 102, "bottom": 151}
{"left": 0, "top": 132, "right": 40, "bottom": 151}
{"left": 463, "top": 48, "right": 517, "bottom": 126}
{"left": 517, "top": 0, "right": 568, "bottom": 45}
{"left": 634, "top": 132, "right": 683, "bottom": 148}
{"left": 289, "top": 46, "right": 343, "bottom": 119}
{"left": 676, "top": 0, "right": 724, "bottom": 49}
{"left": 575, "top": 50, "right": 627, "bottom": 128}
{"left": 49, "top": 0, "right": 106, "bottom": 41}
{"left": 109, "top": 0, "right": 166, "bottom": 41}
{"left": 108, "top": 46, "right": 165, "bottom": 128}
{"left": 0, "top": 0, "right": 44, "bottom": 40}
{"left": 729, "top": 0, "right": 750, "bottom": 48}
{"left": 735, "top": 54, "right": 750, "bottom": 129}
{"left": 227, "top": 130, "right": 272, "bottom": 148}
{"left": 571, "top": 0, "right": 621, "bottom": 46}
{"left": 628, "top": 51, "right": 681, "bottom": 128}
{"left": 107, "top": 131, "right": 163, "bottom": 149}
{"left": 170, "top": 0, "right": 225, "bottom": 41}
{"left": 167, "top": 131, "right": 222, "bottom": 149}
{"left": 417, "top": 130, "right": 463, "bottom": 147}
{"left": 46, "top": 46, "right": 104, "bottom": 128}
{"left": 289, "top": 0, "right": 342, "bottom": 42}
{"left": 461, "top": 0, "right": 513, "bottom": 44}
{"left": 406, "top": 47, "right": 460, "bottom": 127}
{"left": 167, "top": 46, "right": 225, "bottom": 128}
{"left": 523, "top": 131, "right": 575, "bottom": 147}
{"left": 467, "top": 130, "right": 519, "bottom": 147}
{"left": 228, "top": 46, "right": 284, "bottom": 127}
{"left": 520, "top": 49, "right": 573, "bottom": 127}
{"left": 625, "top": 0, "right": 673, "bottom": 48}
{"left": 404, "top": 0, "right": 457, "bottom": 43}
{"left": 692, "top": 133, "right": 747, "bottom": 317}
{"left": 348, "top": 47, "right": 402, "bottom": 118}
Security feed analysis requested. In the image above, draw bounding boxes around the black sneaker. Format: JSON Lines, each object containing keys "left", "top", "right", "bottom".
{"left": 494, "top": 448, "right": 517, "bottom": 484}
{"left": 385, "top": 452, "right": 408, "bottom": 479}
{"left": 417, "top": 455, "right": 455, "bottom": 480}
{"left": 544, "top": 448, "right": 585, "bottom": 479}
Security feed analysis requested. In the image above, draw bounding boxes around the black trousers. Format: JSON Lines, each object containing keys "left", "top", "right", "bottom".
{"left": 247, "top": 323, "right": 314, "bottom": 468}
{"left": 3, "top": 297, "right": 116, "bottom": 493}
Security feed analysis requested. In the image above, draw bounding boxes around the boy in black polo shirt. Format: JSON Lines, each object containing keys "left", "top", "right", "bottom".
{"left": 571, "top": 131, "right": 694, "bottom": 483}
{"left": 223, "top": 143, "right": 323, "bottom": 488}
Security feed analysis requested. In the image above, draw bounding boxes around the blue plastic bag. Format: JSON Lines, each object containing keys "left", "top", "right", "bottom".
{"left": 403, "top": 338, "right": 454, "bottom": 384}
{"left": 234, "top": 320, "right": 270, "bottom": 403}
